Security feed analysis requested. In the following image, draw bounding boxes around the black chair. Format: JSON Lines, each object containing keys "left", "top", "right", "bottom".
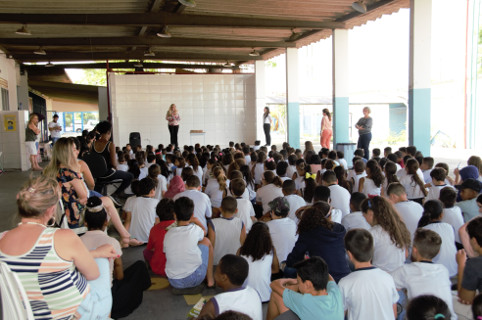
{"left": 81, "top": 151, "right": 122, "bottom": 195}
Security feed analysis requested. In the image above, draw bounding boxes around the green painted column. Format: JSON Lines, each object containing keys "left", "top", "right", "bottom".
{"left": 332, "top": 29, "right": 350, "bottom": 145}
{"left": 286, "top": 48, "right": 300, "bottom": 148}
{"left": 409, "top": 0, "right": 432, "bottom": 156}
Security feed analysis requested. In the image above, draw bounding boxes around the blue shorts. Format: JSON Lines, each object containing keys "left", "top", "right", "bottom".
{"left": 168, "top": 244, "right": 209, "bottom": 289}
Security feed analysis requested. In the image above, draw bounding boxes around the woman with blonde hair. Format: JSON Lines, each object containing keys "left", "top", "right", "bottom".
{"left": 166, "top": 103, "right": 180, "bottom": 148}
{"left": 320, "top": 108, "right": 332, "bottom": 149}
{"left": 25, "top": 113, "right": 42, "bottom": 171}
{"left": 0, "top": 175, "right": 117, "bottom": 319}
{"left": 43, "top": 137, "right": 136, "bottom": 246}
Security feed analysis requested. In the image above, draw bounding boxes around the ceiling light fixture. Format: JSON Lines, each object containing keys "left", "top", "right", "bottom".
{"left": 178, "top": 0, "right": 196, "bottom": 8}
{"left": 45, "top": 61, "right": 54, "bottom": 67}
{"left": 33, "top": 47, "right": 46, "bottom": 55}
{"left": 249, "top": 49, "right": 260, "bottom": 57}
{"left": 288, "top": 28, "right": 301, "bottom": 42}
{"left": 15, "top": 25, "right": 31, "bottom": 36}
{"left": 133, "top": 61, "right": 144, "bottom": 68}
{"left": 144, "top": 48, "right": 155, "bottom": 57}
{"left": 352, "top": 1, "right": 367, "bottom": 13}
{"left": 223, "top": 61, "right": 232, "bottom": 68}
{"left": 156, "top": 26, "right": 172, "bottom": 38}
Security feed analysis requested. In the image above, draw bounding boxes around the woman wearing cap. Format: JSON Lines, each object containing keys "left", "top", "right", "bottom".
{"left": 355, "top": 107, "right": 373, "bottom": 160}
{"left": 285, "top": 201, "right": 350, "bottom": 282}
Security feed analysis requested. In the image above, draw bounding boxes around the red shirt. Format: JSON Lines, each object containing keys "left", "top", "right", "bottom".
{"left": 146, "top": 220, "right": 176, "bottom": 276}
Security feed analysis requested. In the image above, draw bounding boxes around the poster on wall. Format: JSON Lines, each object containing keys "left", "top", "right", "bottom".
{"left": 3, "top": 114, "right": 16, "bottom": 132}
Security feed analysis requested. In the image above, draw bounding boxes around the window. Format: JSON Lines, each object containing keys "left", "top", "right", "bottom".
{"left": 1, "top": 88, "right": 9, "bottom": 111}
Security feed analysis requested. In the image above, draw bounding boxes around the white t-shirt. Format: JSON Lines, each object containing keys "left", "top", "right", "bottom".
{"left": 256, "top": 184, "right": 284, "bottom": 214}
{"left": 164, "top": 224, "right": 204, "bottom": 279}
{"left": 253, "top": 163, "right": 265, "bottom": 185}
{"left": 205, "top": 178, "right": 230, "bottom": 208}
{"left": 391, "top": 262, "right": 456, "bottom": 320}
{"left": 423, "top": 222, "right": 458, "bottom": 277}
{"left": 80, "top": 230, "right": 122, "bottom": 286}
{"left": 328, "top": 184, "right": 351, "bottom": 217}
{"left": 190, "top": 166, "right": 204, "bottom": 186}
{"left": 352, "top": 172, "right": 367, "bottom": 194}
{"left": 286, "top": 165, "right": 297, "bottom": 180}
{"left": 153, "top": 174, "right": 168, "bottom": 201}
{"left": 210, "top": 217, "right": 244, "bottom": 265}
{"left": 338, "top": 158, "right": 348, "bottom": 170}
{"left": 426, "top": 184, "right": 455, "bottom": 202}
{"left": 244, "top": 155, "right": 251, "bottom": 165}
{"left": 139, "top": 167, "right": 148, "bottom": 180}
{"left": 212, "top": 286, "right": 263, "bottom": 320}
{"left": 423, "top": 169, "right": 433, "bottom": 184}
{"left": 338, "top": 267, "right": 399, "bottom": 320}
{"left": 173, "top": 189, "right": 212, "bottom": 230}
{"left": 48, "top": 121, "right": 62, "bottom": 138}
{"left": 266, "top": 218, "right": 298, "bottom": 264}
{"left": 285, "top": 194, "right": 306, "bottom": 225}
{"left": 393, "top": 201, "right": 423, "bottom": 240}
{"left": 235, "top": 198, "right": 255, "bottom": 232}
{"left": 361, "top": 177, "right": 381, "bottom": 197}
{"left": 341, "top": 211, "right": 371, "bottom": 231}
{"left": 370, "top": 225, "right": 406, "bottom": 273}
{"left": 117, "top": 163, "right": 128, "bottom": 172}
{"left": 442, "top": 206, "right": 464, "bottom": 243}
{"left": 241, "top": 253, "right": 273, "bottom": 302}
{"left": 124, "top": 196, "right": 159, "bottom": 243}
{"left": 398, "top": 169, "right": 426, "bottom": 199}
{"left": 294, "top": 175, "right": 305, "bottom": 191}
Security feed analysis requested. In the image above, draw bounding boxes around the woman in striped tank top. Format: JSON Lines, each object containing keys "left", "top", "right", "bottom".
{"left": 0, "top": 175, "right": 117, "bottom": 319}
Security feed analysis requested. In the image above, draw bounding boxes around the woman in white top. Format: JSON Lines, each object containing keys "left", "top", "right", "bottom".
{"left": 205, "top": 165, "right": 229, "bottom": 216}
{"left": 256, "top": 171, "right": 283, "bottom": 214}
{"left": 359, "top": 159, "right": 383, "bottom": 197}
{"left": 263, "top": 107, "right": 272, "bottom": 146}
{"left": 417, "top": 200, "right": 458, "bottom": 276}
{"left": 362, "top": 196, "right": 411, "bottom": 273}
{"left": 238, "top": 222, "right": 279, "bottom": 302}
{"left": 398, "top": 158, "right": 427, "bottom": 204}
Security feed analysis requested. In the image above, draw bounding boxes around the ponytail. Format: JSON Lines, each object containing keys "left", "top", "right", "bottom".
{"left": 406, "top": 159, "right": 428, "bottom": 197}
{"left": 213, "top": 165, "right": 228, "bottom": 197}
{"left": 418, "top": 200, "right": 443, "bottom": 228}
{"left": 263, "top": 171, "right": 282, "bottom": 188}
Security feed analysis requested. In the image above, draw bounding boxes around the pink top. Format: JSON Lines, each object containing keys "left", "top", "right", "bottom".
{"left": 166, "top": 112, "right": 180, "bottom": 126}
{"left": 321, "top": 115, "right": 332, "bottom": 131}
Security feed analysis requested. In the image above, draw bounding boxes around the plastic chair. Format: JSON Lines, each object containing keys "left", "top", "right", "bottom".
{"left": 81, "top": 151, "right": 122, "bottom": 195}
{"left": 0, "top": 261, "right": 35, "bottom": 320}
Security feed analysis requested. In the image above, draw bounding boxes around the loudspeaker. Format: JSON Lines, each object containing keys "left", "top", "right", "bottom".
{"left": 129, "top": 132, "right": 141, "bottom": 149}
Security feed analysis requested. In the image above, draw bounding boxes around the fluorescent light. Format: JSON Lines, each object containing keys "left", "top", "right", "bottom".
{"left": 352, "top": 1, "right": 367, "bottom": 13}
{"left": 179, "top": 0, "right": 196, "bottom": 8}
{"left": 33, "top": 47, "right": 46, "bottom": 55}
{"left": 249, "top": 50, "right": 260, "bottom": 57}
{"left": 45, "top": 61, "right": 54, "bottom": 67}
{"left": 144, "top": 48, "right": 155, "bottom": 57}
{"left": 156, "top": 27, "right": 172, "bottom": 38}
{"left": 15, "top": 25, "right": 31, "bottom": 36}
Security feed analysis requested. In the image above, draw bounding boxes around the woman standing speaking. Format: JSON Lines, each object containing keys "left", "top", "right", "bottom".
{"left": 263, "top": 107, "right": 272, "bottom": 146}
{"left": 166, "top": 104, "right": 180, "bottom": 148}
{"left": 355, "top": 107, "right": 373, "bottom": 160}
{"left": 320, "top": 108, "right": 332, "bottom": 149}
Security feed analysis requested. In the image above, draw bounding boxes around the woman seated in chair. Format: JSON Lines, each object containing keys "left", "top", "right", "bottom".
{"left": 92, "top": 121, "right": 134, "bottom": 203}
{"left": 43, "top": 137, "right": 138, "bottom": 247}
{"left": 0, "top": 175, "right": 117, "bottom": 319}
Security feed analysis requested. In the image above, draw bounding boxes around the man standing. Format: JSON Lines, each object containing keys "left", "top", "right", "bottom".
{"left": 48, "top": 114, "right": 62, "bottom": 145}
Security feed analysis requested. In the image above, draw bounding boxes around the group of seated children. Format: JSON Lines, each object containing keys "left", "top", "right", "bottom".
{"left": 114, "top": 140, "right": 482, "bottom": 320}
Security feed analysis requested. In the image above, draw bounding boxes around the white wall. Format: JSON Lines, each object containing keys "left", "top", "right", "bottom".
{"left": 0, "top": 53, "right": 19, "bottom": 111}
{"left": 0, "top": 110, "right": 30, "bottom": 170}
{"left": 109, "top": 73, "right": 256, "bottom": 148}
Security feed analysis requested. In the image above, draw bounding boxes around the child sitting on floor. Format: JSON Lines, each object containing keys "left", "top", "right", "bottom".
{"left": 198, "top": 254, "right": 262, "bottom": 320}
{"left": 144, "top": 198, "right": 176, "bottom": 277}
{"left": 208, "top": 196, "right": 246, "bottom": 265}
{"left": 338, "top": 228, "right": 399, "bottom": 320}
{"left": 164, "top": 197, "right": 214, "bottom": 289}
{"left": 230, "top": 178, "right": 256, "bottom": 232}
{"left": 267, "top": 256, "right": 343, "bottom": 320}
{"left": 392, "top": 229, "right": 456, "bottom": 319}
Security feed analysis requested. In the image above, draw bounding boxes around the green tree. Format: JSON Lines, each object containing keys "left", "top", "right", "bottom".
{"left": 77, "top": 69, "right": 107, "bottom": 86}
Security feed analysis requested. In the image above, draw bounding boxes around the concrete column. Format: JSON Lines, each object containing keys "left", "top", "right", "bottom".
{"left": 255, "top": 60, "right": 266, "bottom": 145}
{"left": 286, "top": 48, "right": 300, "bottom": 148}
{"left": 409, "top": 0, "right": 432, "bottom": 156}
{"left": 332, "top": 29, "right": 350, "bottom": 145}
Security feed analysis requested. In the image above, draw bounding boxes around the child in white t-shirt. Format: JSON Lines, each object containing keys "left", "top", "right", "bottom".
{"left": 282, "top": 180, "right": 306, "bottom": 224}
{"left": 391, "top": 229, "right": 456, "bottom": 320}
{"left": 148, "top": 164, "right": 168, "bottom": 200}
{"left": 338, "top": 229, "right": 399, "bottom": 320}
{"left": 439, "top": 186, "right": 464, "bottom": 244}
{"left": 117, "top": 151, "right": 129, "bottom": 172}
{"left": 230, "top": 178, "right": 256, "bottom": 232}
{"left": 341, "top": 192, "right": 370, "bottom": 231}
{"left": 123, "top": 178, "right": 159, "bottom": 243}
{"left": 351, "top": 160, "right": 367, "bottom": 195}
{"left": 208, "top": 197, "right": 246, "bottom": 265}
{"left": 417, "top": 200, "right": 457, "bottom": 276}
{"left": 164, "top": 197, "right": 214, "bottom": 289}
{"left": 426, "top": 167, "right": 454, "bottom": 201}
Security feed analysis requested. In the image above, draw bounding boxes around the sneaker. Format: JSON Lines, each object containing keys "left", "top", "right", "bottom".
{"left": 108, "top": 195, "right": 123, "bottom": 207}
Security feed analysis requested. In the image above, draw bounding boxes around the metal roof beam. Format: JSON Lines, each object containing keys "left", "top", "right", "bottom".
{"left": 12, "top": 50, "right": 262, "bottom": 62}
{"left": 2, "top": 37, "right": 295, "bottom": 48}
{"left": 0, "top": 13, "right": 346, "bottom": 29}
{"left": 24, "top": 62, "right": 234, "bottom": 69}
